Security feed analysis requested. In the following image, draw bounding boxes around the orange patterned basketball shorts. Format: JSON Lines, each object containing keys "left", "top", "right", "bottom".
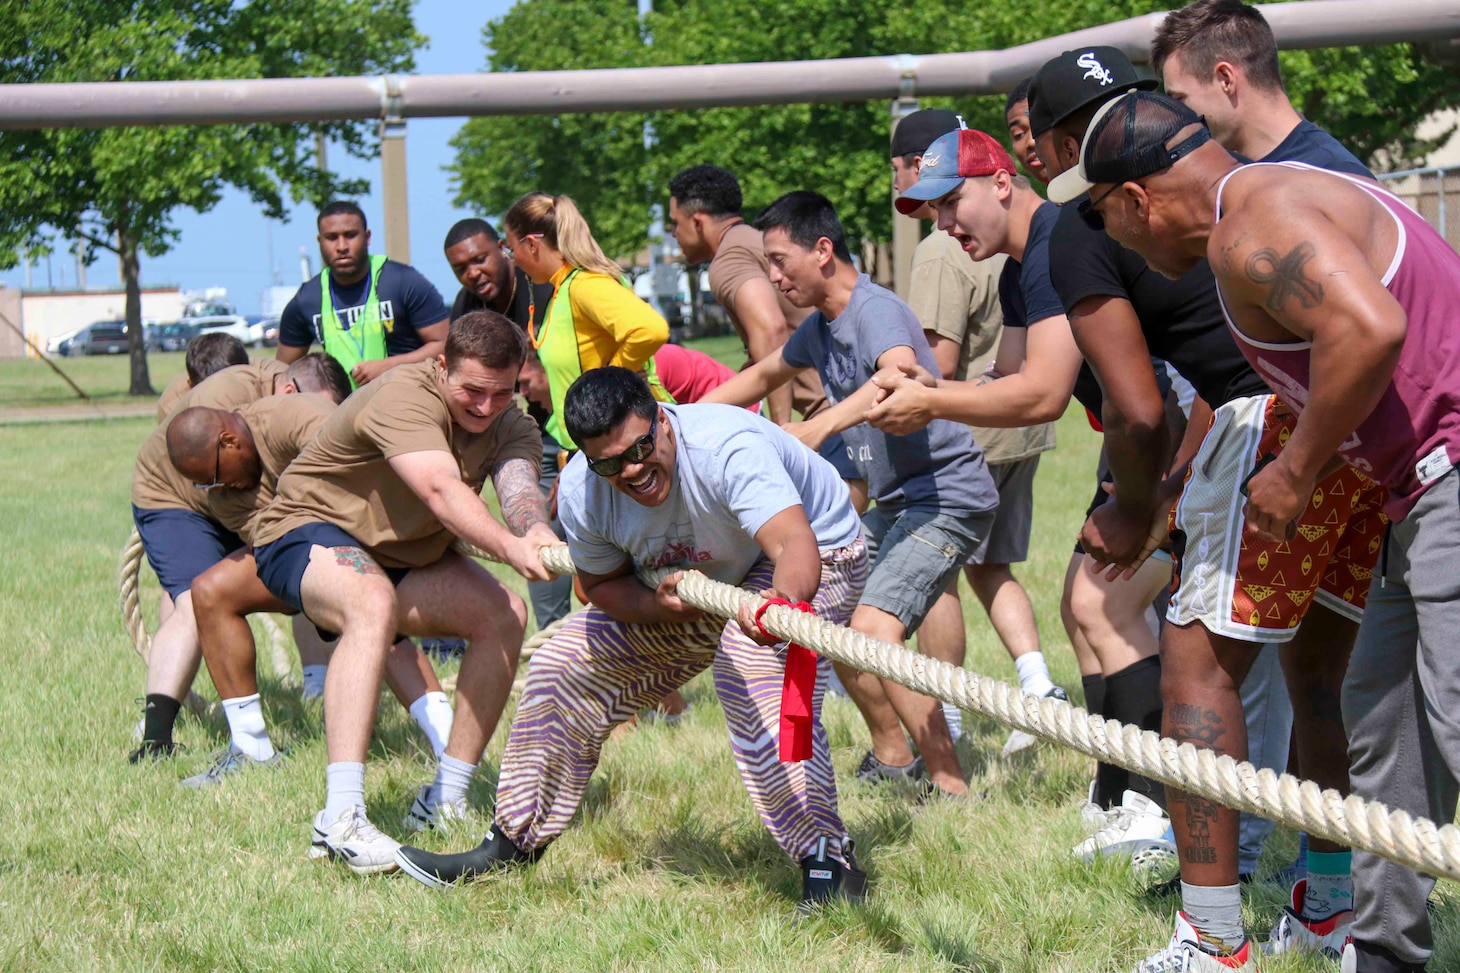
{"left": 1167, "top": 394, "right": 1387, "bottom": 642}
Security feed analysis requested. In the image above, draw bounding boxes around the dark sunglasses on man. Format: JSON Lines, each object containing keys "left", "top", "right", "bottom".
{"left": 584, "top": 412, "right": 658, "bottom": 477}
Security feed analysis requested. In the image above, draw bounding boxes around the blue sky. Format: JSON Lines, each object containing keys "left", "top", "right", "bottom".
{"left": 3, "top": 0, "right": 516, "bottom": 315}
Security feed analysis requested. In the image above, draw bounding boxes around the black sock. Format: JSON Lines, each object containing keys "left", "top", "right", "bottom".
{"left": 142, "top": 693, "right": 182, "bottom": 746}
{"left": 1105, "top": 656, "right": 1166, "bottom": 811}
{"left": 1081, "top": 673, "right": 1106, "bottom": 715}
{"left": 1091, "top": 673, "right": 1128, "bottom": 810}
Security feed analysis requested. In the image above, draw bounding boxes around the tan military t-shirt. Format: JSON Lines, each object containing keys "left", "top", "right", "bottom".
{"left": 155, "top": 373, "right": 191, "bottom": 423}
{"left": 708, "top": 222, "right": 827, "bottom": 420}
{"left": 252, "top": 359, "right": 542, "bottom": 569}
{"left": 907, "top": 230, "right": 1055, "bottom": 466}
{"left": 208, "top": 395, "right": 335, "bottom": 545}
{"left": 131, "top": 360, "right": 291, "bottom": 515}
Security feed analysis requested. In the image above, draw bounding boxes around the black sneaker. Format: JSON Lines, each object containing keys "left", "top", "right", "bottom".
{"left": 129, "top": 740, "right": 182, "bottom": 764}
{"left": 394, "top": 826, "right": 543, "bottom": 889}
{"left": 853, "top": 751, "right": 926, "bottom": 785}
{"left": 799, "top": 837, "right": 868, "bottom": 911}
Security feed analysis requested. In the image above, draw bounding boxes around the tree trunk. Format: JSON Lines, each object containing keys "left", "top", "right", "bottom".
{"left": 120, "top": 227, "right": 153, "bottom": 396}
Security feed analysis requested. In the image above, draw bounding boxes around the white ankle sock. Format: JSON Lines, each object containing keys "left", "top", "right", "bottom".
{"left": 434, "top": 754, "right": 477, "bottom": 804}
{"left": 301, "top": 665, "right": 327, "bottom": 700}
{"left": 942, "top": 701, "right": 964, "bottom": 742}
{"left": 409, "top": 691, "right": 454, "bottom": 757}
{"left": 323, "top": 762, "right": 366, "bottom": 821}
{"left": 221, "top": 694, "right": 275, "bottom": 761}
{"left": 1014, "top": 651, "right": 1056, "bottom": 697}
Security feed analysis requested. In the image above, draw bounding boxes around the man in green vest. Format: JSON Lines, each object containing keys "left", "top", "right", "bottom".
{"left": 277, "top": 201, "right": 451, "bottom": 388}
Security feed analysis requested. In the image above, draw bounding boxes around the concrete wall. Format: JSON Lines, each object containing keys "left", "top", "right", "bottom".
{"left": 0, "top": 287, "right": 24, "bottom": 359}
{"left": 19, "top": 288, "right": 186, "bottom": 354}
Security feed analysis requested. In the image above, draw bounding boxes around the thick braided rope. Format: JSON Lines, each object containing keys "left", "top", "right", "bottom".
{"left": 118, "top": 528, "right": 219, "bottom": 718}
{"left": 529, "top": 543, "right": 1460, "bottom": 882}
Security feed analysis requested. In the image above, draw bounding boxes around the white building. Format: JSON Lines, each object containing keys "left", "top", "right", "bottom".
{"left": 15, "top": 287, "right": 187, "bottom": 357}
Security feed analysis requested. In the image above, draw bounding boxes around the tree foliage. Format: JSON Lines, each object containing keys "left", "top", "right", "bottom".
{"left": 451, "top": 0, "right": 1460, "bottom": 260}
{"left": 0, "top": 0, "right": 422, "bottom": 393}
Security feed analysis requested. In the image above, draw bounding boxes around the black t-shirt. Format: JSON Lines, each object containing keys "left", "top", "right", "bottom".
{"left": 451, "top": 268, "right": 556, "bottom": 429}
{"left": 1048, "top": 203, "right": 1269, "bottom": 409}
{"left": 279, "top": 259, "right": 448, "bottom": 357}
{"left": 999, "top": 201, "right": 1108, "bottom": 415}
{"left": 1258, "top": 120, "right": 1373, "bottom": 178}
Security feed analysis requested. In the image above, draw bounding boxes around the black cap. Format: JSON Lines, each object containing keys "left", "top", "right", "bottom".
{"left": 890, "top": 108, "right": 966, "bottom": 158}
{"left": 1027, "top": 46, "right": 1158, "bottom": 138}
{"left": 1048, "top": 91, "right": 1211, "bottom": 204}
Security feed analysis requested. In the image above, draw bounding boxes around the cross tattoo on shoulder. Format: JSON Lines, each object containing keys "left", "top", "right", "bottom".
{"left": 1246, "top": 241, "right": 1324, "bottom": 315}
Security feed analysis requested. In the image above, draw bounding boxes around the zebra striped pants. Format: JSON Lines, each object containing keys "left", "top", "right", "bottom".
{"left": 494, "top": 541, "right": 868, "bottom": 863}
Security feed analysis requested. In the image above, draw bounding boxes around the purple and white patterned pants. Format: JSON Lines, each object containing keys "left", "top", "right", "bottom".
{"left": 494, "top": 541, "right": 868, "bottom": 863}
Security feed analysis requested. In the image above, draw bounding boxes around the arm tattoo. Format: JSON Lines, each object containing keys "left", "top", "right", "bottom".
{"left": 330, "top": 546, "right": 387, "bottom": 577}
{"left": 492, "top": 456, "right": 549, "bottom": 536}
{"left": 1246, "top": 241, "right": 1324, "bottom": 314}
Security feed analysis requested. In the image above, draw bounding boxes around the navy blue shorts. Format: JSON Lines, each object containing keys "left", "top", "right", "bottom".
{"left": 819, "top": 433, "right": 863, "bottom": 481}
{"left": 254, "top": 522, "right": 410, "bottom": 616}
{"left": 132, "top": 504, "right": 244, "bottom": 599}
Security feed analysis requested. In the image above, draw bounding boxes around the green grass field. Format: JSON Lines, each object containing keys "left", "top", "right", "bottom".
{"left": 0, "top": 346, "right": 1451, "bottom": 972}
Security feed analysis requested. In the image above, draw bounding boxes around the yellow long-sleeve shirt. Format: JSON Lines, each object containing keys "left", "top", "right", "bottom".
{"left": 546, "top": 264, "right": 668, "bottom": 373}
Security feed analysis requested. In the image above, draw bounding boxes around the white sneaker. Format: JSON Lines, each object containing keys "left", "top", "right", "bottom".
{"left": 1073, "top": 789, "right": 1176, "bottom": 873}
{"left": 1002, "top": 686, "right": 1068, "bottom": 756}
{"left": 1341, "top": 941, "right": 1356, "bottom": 973}
{"left": 1080, "top": 780, "right": 1114, "bottom": 831}
{"left": 1266, "top": 879, "right": 1353, "bottom": 958}
{"left": 1135, "top": 912, "right": 1256, "bottom": 972}
{"left": 404, "top": 784, "right": 471, "bottom": 832}
{"left": 309, "top": 805, "right": 400, "bottom": 875}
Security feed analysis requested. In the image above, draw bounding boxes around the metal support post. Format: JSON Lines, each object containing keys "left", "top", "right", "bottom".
{"left": 889, "top": 69, "right": 921, "bottom": 300}
{"left": 379, "top": 75, "right": 410, "bottom": 264}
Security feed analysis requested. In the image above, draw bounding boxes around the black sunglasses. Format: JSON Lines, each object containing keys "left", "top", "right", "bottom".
{"left": 584, "top": 412, "right": 658, "bottom": 477}
{"left": 194, "top": 439, "right": 224, "bottom": 491}
{"left": 1076, "top": 183, "right": 1117, "bottom": 230}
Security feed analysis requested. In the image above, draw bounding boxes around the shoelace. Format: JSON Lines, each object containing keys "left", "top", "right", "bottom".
{"left": 340, "top": 808, "right": 391, "bottom": 845}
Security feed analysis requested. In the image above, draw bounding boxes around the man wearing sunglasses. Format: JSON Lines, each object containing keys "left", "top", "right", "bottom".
{"left": 1054, "top": 91, "right": 1407, "bottom": 971}
{"left": 395, "top": 366, "right": 871, "bottom": 909}
{"left": 1037, "top": 50, "right": 1385, "bottom": 967}
{"left": 163, "top": 400, "right": 455, "bottom": 788}
{"left": 129, "top": 353, "right": 351, "bottom": 765}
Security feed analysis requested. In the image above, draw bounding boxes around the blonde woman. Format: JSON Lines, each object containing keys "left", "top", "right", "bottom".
{"left": 502, "top": 193, "right": 673, "bottom": 452}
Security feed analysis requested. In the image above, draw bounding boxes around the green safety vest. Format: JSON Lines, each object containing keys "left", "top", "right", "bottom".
{"left": 536, "top": 268, "right": 673, "bottom": 450}
{"left": 320, "top": 254, "right": 390, "bottom": 389}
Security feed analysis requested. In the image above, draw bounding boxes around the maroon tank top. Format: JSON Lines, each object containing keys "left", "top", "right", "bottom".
{"left": 1214, "top": 161, "right": 1460, "bottom": 520}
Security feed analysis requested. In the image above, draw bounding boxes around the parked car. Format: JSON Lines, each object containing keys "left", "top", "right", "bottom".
{"left": 55, "top": 321, "right": 130, "bottom": 356}
{"left": 145, "top": 322, "right": 199, "bottom": 353}
{"left": 189, "top": 314, "right": 262, "bottom": 348}
{"left": 246, "top": 314, "right": 280, "bottom": 348}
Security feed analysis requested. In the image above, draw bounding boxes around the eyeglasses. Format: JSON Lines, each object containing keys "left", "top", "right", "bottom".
{"left": 584, "top": 412, "right": 658, "bottom": 477}
{"left": 501, "top": 233, "right": 541, "bottom": 262}
{"left": 195, "top": 439, "right": 224, "bottom": 491}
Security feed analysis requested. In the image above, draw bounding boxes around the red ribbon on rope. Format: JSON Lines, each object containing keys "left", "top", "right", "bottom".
{"left": 754, "top": 596, "right": 819, "bottom": 763}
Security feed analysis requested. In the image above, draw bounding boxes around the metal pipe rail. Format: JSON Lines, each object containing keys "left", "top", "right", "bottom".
{"left": 3, "top": 0, "right": 1458, "bottom": 128}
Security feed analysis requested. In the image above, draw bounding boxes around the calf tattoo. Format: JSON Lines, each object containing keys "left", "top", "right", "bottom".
{"left": 1246, "top": 241, "right": 1324, "bottom": 315}
{"left": 1168, "top": 702, "right": 1229, "bottom": 865}
{"left": 332, "top": 546, "right": 386, "bottom": 577}
{"left": 493, "top": 456, "right": 550, "bottom": 536}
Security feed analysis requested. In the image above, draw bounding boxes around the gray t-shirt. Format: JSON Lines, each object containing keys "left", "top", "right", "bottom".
{"left": 781, "top": 273, "right": 997, "bottom": 514}
{"left": 559, "top": 403, "right": 863, "bottom": 585}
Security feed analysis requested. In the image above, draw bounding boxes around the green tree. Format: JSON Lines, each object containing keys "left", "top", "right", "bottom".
{"left": 452, "top": 0, "right": 1459, "bottom": 262}
{"left": 0, "top": 0, "right": 423, "bottom": 395}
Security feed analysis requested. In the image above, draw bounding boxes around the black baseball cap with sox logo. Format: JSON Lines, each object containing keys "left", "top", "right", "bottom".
{"left": 1027, "top": 45, "right": 1158, "bottom": 140}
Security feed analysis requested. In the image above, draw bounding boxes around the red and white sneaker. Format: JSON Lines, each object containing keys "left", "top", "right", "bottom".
{"left": 1265, "top": 879, "right": 1353, "bottom": 959}
{"left": 1134, "top": 912, "right": 1257, "bottom": 972}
